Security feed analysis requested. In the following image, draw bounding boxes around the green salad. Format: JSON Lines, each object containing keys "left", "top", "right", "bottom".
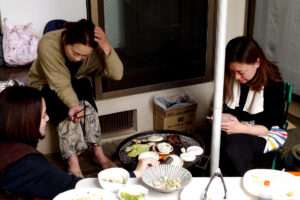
{"left": 120, "top": 192, "right": 145, "bottom": 200}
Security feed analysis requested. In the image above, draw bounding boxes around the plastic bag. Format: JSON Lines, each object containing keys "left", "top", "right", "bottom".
{"left": 154, "top": 91, "right": 198, "bottom": 111}
{"left": 2, "top": 18, "right": 40, "bottom": 66}
{"left": 0, "top": 80, "right": 25, "bottom": 93}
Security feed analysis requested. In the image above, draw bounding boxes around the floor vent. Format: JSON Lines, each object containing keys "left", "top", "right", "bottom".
{"left": 99, "top": 110, "right": 137, "bottom": 139}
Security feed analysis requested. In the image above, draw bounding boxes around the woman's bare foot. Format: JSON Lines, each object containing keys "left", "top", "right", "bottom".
{"left": 93, "top": 146, "right": 118, "bottom": 169}
{"left": 68, "top": 154, "right": 84, "bottom": 178}
{"left": 98, "top": 161, "right": 118, "bottom": 169}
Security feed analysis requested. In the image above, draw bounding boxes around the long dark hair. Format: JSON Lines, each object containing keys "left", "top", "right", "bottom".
{"left": 0, "top": 86, "right": 43, "bottom": 147}
{"left": 62, "top": 19, "right": 98, "bottom": 48}
{"left": 224, "top": 36, "right": 282, "bottom": 102}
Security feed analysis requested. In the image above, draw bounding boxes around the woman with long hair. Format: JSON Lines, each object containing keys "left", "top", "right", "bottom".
{"left": 220, "top": 36, "right": 285, "bottom": 176}
{"left": 28, "top": 19, "right": 123, "bottom": 177}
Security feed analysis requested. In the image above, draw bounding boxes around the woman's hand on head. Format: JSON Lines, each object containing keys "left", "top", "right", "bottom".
{"left": 68, "top": 104, "right": 83, "bottom": 123}
{"left": 94, "top": 26, "right": 111, "bottom": 56}
{"left": 133, "top": 158, "right": 160, "bottom": 178}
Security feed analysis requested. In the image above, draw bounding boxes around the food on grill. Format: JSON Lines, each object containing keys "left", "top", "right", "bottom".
{"left": 187, "top": 146, "right": 203, "bottom": 156}
{"left": 131, "top": 138, "right": 142, "bottom": 144}
{"left": 138, "top": 151, "right": 159, "bottom": 160}
{"left": 147, "top": 135, "right": 163, "bottom": 142}
{"left": 141, "top": 138, "right": 149, "bottom": 143}
{"left": 181, "top": 147, "right": 186, "bottom": 153}
{"left": 166, "top": 155, "right": 184, "bottom": 167}
{"left": 167, "top": 134, "right": 182, "bottom": 145}
{"left": 125, "top": 144, "right": 151, "bottom": 157}
{"left": 156, "top": 142, "right": 173, "bottom": 154}
{"left": 180, "top": 152, "right": 196, "bottom": 162}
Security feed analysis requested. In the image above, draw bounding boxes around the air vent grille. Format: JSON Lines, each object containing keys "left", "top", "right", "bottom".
{"left": 99, "top": 110, "right": 137, "bottom": 139}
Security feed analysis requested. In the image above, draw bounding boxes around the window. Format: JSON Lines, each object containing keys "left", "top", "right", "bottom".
{"left": 89, "top": 0, "right": 215, "bottom": 99}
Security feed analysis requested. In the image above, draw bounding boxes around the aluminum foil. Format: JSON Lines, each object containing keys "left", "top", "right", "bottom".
{"left": 0, "top": 80, "right": 25, "bottom": 93}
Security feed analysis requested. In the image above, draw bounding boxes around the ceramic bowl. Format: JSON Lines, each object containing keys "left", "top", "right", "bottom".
{"left": 98, "top": 168, "right": 129, "bottom": 193}
{"left": 292, "top": 144, "right": 300, "bottom": 170}
{"left": 117, "top": 185, "right": 148, "bottom": 200}
{"left": 141, "top": 164, "right": 192, "bottom": 193}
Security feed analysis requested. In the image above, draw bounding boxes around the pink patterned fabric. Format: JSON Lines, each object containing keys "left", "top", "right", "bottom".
{"left": 2, "top": 18, "right": 39, "bottom": 66}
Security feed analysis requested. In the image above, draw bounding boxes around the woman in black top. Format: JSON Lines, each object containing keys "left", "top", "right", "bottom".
{"left": 0, "top": 86, "right": 159, "bottom": 199}
{"left": 220, "top": 36, "right": 285, "bottom": 176}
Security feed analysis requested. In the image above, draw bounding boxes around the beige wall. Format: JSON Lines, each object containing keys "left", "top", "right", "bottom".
{"left": 37, "top": 0, "right": 247, "bottom": 154}
{"left": 0, "top": 0, "right": 87, "bottom": 37}
{"left": 226, "top": 0, "right": 247, "bottom": 42}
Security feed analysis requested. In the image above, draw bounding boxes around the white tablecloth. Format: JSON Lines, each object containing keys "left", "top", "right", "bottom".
{"left": 75, "top": 177, "right": 257, "bottom": 199}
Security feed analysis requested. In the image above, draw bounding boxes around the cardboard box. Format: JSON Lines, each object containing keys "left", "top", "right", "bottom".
{"left": 153, "top": 95, "right": 198, "bottom": 133}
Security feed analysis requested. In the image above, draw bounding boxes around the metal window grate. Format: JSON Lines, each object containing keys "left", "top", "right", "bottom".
{"left": 99, "top": 110, "right": 137, "bottom": 139}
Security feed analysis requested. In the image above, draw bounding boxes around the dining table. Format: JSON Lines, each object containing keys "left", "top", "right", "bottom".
{"left": 75, "top": 177, "right": 258, "bottom": 199}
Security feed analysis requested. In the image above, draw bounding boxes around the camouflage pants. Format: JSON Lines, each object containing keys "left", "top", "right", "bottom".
{"left": 57, "top": 100, "right": 102, "bottom": 160}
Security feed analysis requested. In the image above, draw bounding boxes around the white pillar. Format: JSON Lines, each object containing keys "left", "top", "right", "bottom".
{"left": 210, "top": 0, "right": 228, "bottom": 176}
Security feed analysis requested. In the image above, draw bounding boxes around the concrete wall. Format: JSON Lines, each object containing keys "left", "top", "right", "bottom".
{"left": 0, "top": 0, "right": 247, "bottom": 154}
{"left": 0, "top": 0, "right": 87, "bottom": 36}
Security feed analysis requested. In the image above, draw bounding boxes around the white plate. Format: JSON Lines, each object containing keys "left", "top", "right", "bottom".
{"left": 180, "top": 179, "right": 226, "bottom": 200}
{"left": 53, "top": 188, "right": 117, "bottom": 200}
{"left": 75, "top": 178, "right": 100, "bottom": 188}
{"left": 243, "top": 169, "right": 299, "bottom": 200}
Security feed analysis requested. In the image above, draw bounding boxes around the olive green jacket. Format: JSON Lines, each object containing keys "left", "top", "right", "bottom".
{"left": 28, "top": 29, "right": 123, "bottom": 108}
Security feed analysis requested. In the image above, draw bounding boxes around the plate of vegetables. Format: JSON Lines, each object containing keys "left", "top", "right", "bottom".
{"left": 117, "top": 185, "right": 148, "bottom": 200}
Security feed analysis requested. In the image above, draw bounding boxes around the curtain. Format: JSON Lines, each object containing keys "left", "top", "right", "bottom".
{"left": 253, "top": 0, "right": 300, "bottom": 95}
